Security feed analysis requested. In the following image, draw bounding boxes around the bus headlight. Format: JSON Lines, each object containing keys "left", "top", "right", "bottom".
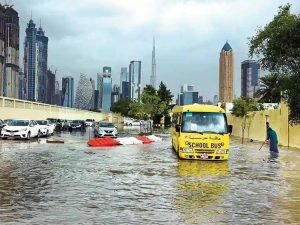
{"left": 181, "top": 148, "right": 194, "bottom": 153}
{"left": 216, "top": 149, "right": 227, "bottom": 154}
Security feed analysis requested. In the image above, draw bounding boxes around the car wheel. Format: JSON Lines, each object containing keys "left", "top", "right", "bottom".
{"left": 37, "top": 130, "right": 42, "bottom": 138}
{"left": 27, "top": 132, "right": 31, "bottom": 140}
{"left": 2, "top": 137, "right": 7, "bottom": 140}
{"left": 46, "top": 130, "right": 49, "bottom": 137}
{"left": 129, "top": 123, "right": 132, "bottom": 126}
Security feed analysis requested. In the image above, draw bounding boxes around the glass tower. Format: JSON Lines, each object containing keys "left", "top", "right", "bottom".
{"left": 129, "top": 61, "right": 141, "bottom": 101}
{"left": 61, "top": 76, "right": 74, "bottom": 108}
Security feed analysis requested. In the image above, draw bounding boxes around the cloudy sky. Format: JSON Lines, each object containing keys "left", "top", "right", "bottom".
{"left": 12, "top": 0, "right": 300, "bottom": 101}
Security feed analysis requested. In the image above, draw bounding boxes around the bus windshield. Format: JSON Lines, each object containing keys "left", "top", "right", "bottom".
{"left": 181, "top": 112, "right": 228, "bottom": 134}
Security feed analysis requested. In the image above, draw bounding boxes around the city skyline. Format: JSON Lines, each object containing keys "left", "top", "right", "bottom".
{"left": 4, "top": 0, "right": 300, "bottom": 101}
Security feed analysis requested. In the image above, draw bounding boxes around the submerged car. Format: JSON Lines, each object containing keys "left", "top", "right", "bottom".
{"left": 36, "top": 120, "right": 55, "bottom": 136}
{"left": 85, "top": 119, "right": 95, "bottom": 127}
{"left": 0, "top": 119, "right": 5, "bottom": 135}
{"left": 1, "top": 119, "right": 41, "bottom": 140}
{"left": 94, "top": 121, "right": 118, "bottom": 138}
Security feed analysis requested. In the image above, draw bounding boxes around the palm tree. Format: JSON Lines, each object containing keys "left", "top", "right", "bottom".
{"left": 255, "top": 73, "right": 288, "bottom": 103}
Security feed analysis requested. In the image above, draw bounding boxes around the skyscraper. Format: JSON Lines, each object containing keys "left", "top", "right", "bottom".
{"left": 150, "top": 37, "right": 156, "bottom": 89}
{"left": 219, "top": 41, "right": 234, "bottom": 103}
{"left": 36, "top": 24, "right": 48, "bottom": 103}
{"left": 241, "top": 60, "right": 260, "bottom": 98}
{"left": 96, "top": 73, "right": 103, "bottom": 109}
{"left": 112, "top": 84, "right": 120, "bottom": 104}
{"left": 129, "top": 61, "right": 141, "bottom": 101}
{"left": 24, "top": 18, "right": 48, "bottom": 102}
{"left": 61, "top": 76, "right": 74, "bottom": 108}
{"left": 0, "top": 4, "right": 19, "bottom": 98}
{"left": 101, "top": 67, "right": 112, "bottom": 112}
{"left": 18, "top": 69, "right": 25, "bottom": 100}
{"left": 24, "top": 19, "right": 37, "bottom": 101}
{"left": 120, "top": 67, "right": 128, "bottom": 89}
{"left": 75, "top": 74, "right": 93, "bottom": 109}
{"left": 46, "top": 70, "right": 55, "bottom": 104}
{"left": 88, "top": 77, "right": 95, "bottom": 110}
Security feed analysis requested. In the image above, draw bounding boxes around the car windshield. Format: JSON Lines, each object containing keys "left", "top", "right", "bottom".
{"left": 73, "top": 120, "right": 82, "bottom": 123}
{"left": 86, "top": 119, "right": 93, "bottom": 122}
{"left": 9, "top": 120, "right": 30, "bottom": 126}
{"left": 99, "top": 122, "right": 114, "bottom": 128}
{"left": 36, "top": 120, "right": 47, "bottom": 125}
{"left": 181, "top": 112, "right": 227, "bottom": 134}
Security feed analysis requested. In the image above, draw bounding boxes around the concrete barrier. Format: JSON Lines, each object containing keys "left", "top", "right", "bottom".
{"left": 227, "top": 102, "right": 300, "bottom": 148}
{"left": 0, "top": 96, "right": 123, "bottom": 125}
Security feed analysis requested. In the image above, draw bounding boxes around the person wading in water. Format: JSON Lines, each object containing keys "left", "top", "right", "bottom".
{"left": 265, "top": 122, "right": 279, "bottom": 158}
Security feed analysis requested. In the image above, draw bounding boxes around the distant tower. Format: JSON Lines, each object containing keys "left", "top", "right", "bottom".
{"left": 219, "top": 41, "right": 234, "bottom": 103}
{"left": 241, "top": 60, "right": 260, "bottom": 98}
{"left": 150, "top": 37, "right": 156, "bottom": 89}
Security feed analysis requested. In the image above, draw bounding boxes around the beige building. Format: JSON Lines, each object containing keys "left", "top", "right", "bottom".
{"left": 219, "top": 41, "right": 234, "bottom": 103}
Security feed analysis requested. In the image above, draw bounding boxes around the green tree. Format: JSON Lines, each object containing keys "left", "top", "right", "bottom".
{"left": 249, "top": 4, "right": 300, "bottom": 73}
{"left": 255, "top": 73, "right": 289, "bottom": 103}
{"left": 111, "top": 99, "right": 132, "bottom": 116}
{"left": 249, "top": 4, "right": 300, "bottom": 123}
{"left": 128, "top": 101, "right": 147, "bottom": 120}
{"left": 157, "top": 82, "right": 173, "bottom": 105}
{"left": 232, "top": 97, "right": 259, "bottom": 144}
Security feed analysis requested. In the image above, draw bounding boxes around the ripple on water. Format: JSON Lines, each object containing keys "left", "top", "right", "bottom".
{"left": 0, "top": 134, "right": 300, "bottom": 224}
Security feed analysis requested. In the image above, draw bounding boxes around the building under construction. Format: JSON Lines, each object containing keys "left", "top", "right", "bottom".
{"left": 0, "top": 3, "right": 19, "bottom": 98}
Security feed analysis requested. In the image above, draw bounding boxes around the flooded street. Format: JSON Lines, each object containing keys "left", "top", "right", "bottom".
{"left": 0, "top": 128, "right": 300, "bottom": 224}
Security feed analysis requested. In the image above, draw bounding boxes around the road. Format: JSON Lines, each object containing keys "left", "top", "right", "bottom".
{"left": 0, "top": 127, "right": 300, "bottom": 224}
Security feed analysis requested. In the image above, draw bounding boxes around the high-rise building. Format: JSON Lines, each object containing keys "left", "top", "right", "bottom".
{"left": 112, "top": 84, "right": 120, "bottom": 104}
{"left": 53, "top": 80, "right": 61, "bottom": 106}
{"left": 24, "top": 19, "right": 48, "bottom": 102}
{"left": 96, "top": 73, "right": 103, "bottom": 110}
{"left": 18, "top": 69, "right": 25, "bottom": 100}
{"left": 241, "top": 60, "right": 260, "bottom": 98}
{"left": 75, "top": 73, "right": 93, "bottom": 109}
{"left": 36, "top": 25, "right": 48, "bottom": 103}
{"left": 120, "top": 67, "right": 128, "bottom": 90}
{"left": 88, "top": 77, "right": 95, "bottom": 110}
{"left": 150, "top": 37, "right": 156, "bottom": 89}
{"left": 181, "top": 84, "right": 194, "bottom": 93}
{"left": 198, "top": 96, "right": 204, "bottom": 104}
{"left": 183, "top": 91, "right": 198, "bottom": 105}
{"left": 46, "top": 70, "right": 55, "bottom": 104}
{"left": 61, "top": 76, "right": 74, "bottom": 108}
{"left": 101, "top": 67, "right": 112, "bottom": 112}
{"left": 213, "top": 94, "right": 219, "bottom": 105}
{"left": 129, "top": 61, "right": 141, "bottom": 101}
{"left": 121, "top": 81, "right": 131, "bottom": 100}
{"left": 0, "top": 4, "right": 19, "bottom": 98}
{"left": 219, "top": 41, "right": 234, "bottom": 103}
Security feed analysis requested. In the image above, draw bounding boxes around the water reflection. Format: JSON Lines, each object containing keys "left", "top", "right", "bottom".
{"left": 174, "top": 161, "right": 229, "bottom": 224}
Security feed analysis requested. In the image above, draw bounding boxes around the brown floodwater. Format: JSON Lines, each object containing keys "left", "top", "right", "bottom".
{"left": 0, "top": 127, "right": 299, "bottom": 224}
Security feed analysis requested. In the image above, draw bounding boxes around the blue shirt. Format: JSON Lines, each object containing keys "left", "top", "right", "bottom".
{"left": 267, "top": 127, "right": 279, "bottom": 153}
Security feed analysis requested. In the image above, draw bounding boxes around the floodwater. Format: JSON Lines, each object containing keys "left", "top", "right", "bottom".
{"left": 0, "top": 127, "right": 300, "bottom": 224}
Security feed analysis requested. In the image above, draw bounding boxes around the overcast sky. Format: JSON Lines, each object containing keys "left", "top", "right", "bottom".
{"left": 11, "top": 0, "right": 300, "bottom": 101}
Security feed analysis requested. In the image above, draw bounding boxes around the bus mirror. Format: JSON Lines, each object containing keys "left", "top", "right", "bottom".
{"left": 228, "top": 125, "right": 233, "bottom": 134}
{"left": 175, "top": 124, "right": 180, "bottom": 132}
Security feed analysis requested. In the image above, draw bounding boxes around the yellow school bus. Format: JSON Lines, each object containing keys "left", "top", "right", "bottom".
{"left": 171, "top": 104, "right": 232, "bottom": 160}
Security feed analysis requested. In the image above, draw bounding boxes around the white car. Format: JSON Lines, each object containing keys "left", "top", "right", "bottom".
{"left": 125, "top": 119, "right": 141, "bottom": 126}
{"left": 1, "top": 119, "right": 41, "bottom": 140}
{"left": 85, "top": 119, "right": 95, "bottom": 127}
{"left": 94, "top": 121, "right": 118, "bottom": 138}
{"left": 36, "top": 120, "right": 55, "bottom": 136}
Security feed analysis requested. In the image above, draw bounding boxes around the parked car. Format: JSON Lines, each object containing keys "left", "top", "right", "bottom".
{"left": 85, "top": 119, "right": 95, "bottom": 127}
{"left": 70, "top": 120, "right": 85, "bottom": 130}
{"left": 0, "top": 119, "right": 5, "bottom": 135}
{"left": 126, "top": 119, "right": 141, "bottom": 126}
{"left": 36, "top": 120, "right": 55, "bottom": 136}
{"left": 1, "top": 119, "right": 41, "bottom": 140}
{"left": 94, "top": 121, "right": 118, "bottom": 138}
